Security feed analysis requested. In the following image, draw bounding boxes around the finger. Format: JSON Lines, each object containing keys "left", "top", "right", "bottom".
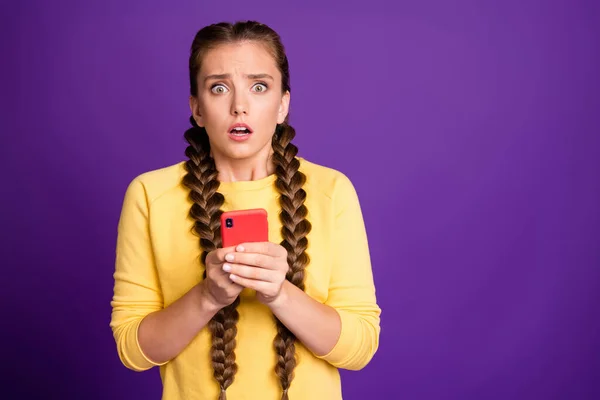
{"left": 228, "top": 274, "right": 271, "bottom": 293}
{"left": 213, "top": 274, "right": 243, "bottom": 289}
{"left": 209, "top": 267, "right": 235, "bottom": 280}
{"left": 222, "top": 263, "right": 278, "bottom": 282}
{"left": 225, "top": 252, "right": 278, "bottom": 270}
{"left": 227, "top": 281, "right": 244, "bottom": 291}
{"left": 206, "top": 246, "right": 236, "bottom": 264}
{"left": 236, "top": 241, "right": 282, "bottom": 256}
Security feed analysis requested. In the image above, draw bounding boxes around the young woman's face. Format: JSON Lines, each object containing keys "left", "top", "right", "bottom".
{"left": 190, "top": 41, "right": 290, "bottom": 161}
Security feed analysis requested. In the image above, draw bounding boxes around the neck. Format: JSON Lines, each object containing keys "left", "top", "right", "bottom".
{"left": 212, "top": 148, "right": 276, "bottom": 183}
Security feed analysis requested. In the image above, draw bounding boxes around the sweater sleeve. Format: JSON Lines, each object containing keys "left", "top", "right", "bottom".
{"left": 316, "top": 174, "right": 381, "bottom": 370}
{"left": 109, "top": 177, "right": 167, "bottom": 371}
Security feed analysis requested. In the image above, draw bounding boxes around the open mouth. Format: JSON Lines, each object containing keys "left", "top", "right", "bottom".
{"left": 230, "top": 127, "right": 252, "bottom": 136}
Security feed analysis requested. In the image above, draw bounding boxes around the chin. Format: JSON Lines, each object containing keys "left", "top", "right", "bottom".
{"left": 220, "top": 144, "right": 262, "bottom": 160}
{"left": 213, "top": 136, "right": 272, "bottom": 160}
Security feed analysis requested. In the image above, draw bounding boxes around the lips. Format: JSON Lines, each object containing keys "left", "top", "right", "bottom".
{"left": 228, "top": 123, "right": 253, "bottom": 134}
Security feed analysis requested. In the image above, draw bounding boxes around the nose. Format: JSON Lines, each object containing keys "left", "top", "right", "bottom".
{"left": 231, "top": 90, "right": 248, "bottom": 116}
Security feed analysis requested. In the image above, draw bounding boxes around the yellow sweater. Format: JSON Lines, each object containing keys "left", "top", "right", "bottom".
{"left": 110, "top": 157, "right": 381, "bottom": 400}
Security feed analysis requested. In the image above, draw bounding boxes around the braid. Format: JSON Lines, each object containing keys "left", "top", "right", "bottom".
{"left": 271, "top": 123, "right": 312, "bottom": 399}
{"left": 182, "top": 117, "right": 240, "bottom": 399}
{"left": 181, "top": 119, "right": 310, "bottom": 399}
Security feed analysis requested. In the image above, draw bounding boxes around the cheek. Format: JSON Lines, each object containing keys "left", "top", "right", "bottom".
{"left": 200, "top": 99, "right": 227, "bottom": 123}
{"left": 257, "top": 103, "right": 281, "bottom": 131}
{"left": 257, "top": 96, "right": 282, "bottom": 118}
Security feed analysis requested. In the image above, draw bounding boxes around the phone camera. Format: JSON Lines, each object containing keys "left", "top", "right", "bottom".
{"left": 225, "top": 218, "right": 233, "bottom": 228}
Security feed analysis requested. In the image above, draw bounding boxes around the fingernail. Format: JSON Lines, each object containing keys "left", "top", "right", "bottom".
{"left": 236, "top": 245, "right": 245, "bottom": 252}
{"left": 223, "top": 264, "right": 231, "bottom": 272}
{"left": 225, "top": 253, "right": 234, "bottom": 262}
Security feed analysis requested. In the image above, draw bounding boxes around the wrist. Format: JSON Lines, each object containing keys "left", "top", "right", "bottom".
{"left": 195, "top": 281, "right": 222, "bottom": 314}
{"left": 267, "top": 280, "right": 292, "bottom": 311}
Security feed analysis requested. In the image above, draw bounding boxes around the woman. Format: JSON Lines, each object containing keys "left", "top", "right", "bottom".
{"left": 110, "top": 20, "right": 381, "bottom": 400}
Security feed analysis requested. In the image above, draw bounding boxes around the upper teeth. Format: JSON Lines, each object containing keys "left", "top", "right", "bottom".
{"left": 234, "top": 127, "right": 247, "bottom": 131}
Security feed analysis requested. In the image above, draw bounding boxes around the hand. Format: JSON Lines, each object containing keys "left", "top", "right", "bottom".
{"left": 222, "top": 242, "right": 289, "bottom": 304}
{"left": 200, "top": 246, "right": 244, "bottom": 309}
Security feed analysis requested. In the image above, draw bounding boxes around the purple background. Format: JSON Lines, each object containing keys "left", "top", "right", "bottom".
{"left": 3, "top": 0, "right": 599, "bottom": 399}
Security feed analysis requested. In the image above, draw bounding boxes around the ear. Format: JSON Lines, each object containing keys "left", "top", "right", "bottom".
{"left": 276, "top": 91, "right": 290, "bottom": 124}
{"left": 189, "top": 96, "right": 204, "bottom": 127}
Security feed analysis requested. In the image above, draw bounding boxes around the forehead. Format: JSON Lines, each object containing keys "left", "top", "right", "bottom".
{"left": 199, "top": 41, "right": 279, "bottom": 77}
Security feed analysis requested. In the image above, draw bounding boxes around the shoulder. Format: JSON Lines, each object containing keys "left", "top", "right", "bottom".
{"left": 124, "top": 161, "right": 187, "bottom": 205}
{"left": 299, "top": 157, "right": 358, "bottom": 202}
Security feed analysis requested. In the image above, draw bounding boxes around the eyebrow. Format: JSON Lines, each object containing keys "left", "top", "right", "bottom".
{"left": 203, "top": 73, "right": 274, "bottom": 83}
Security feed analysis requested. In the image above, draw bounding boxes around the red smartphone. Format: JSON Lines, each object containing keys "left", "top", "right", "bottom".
{"left": 220, "top": 208, "right": 269, "bottom": 248}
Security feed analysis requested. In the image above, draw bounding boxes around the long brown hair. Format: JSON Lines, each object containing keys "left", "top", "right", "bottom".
{"left": 181, "top": 21, "right": 311, "bottom": 400}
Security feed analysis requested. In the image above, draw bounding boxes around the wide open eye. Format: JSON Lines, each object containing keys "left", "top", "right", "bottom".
{"left": 252, "top": 83, "right": 268, "bottom": 93}
{"left": 211, "top": 84, "right": 229, "bottom": 94}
